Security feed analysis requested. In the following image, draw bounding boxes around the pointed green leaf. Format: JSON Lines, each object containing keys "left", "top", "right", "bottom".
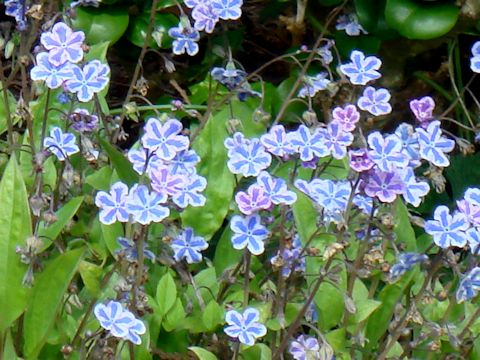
{"left": 156, "top": 272, "right": 177, "bottom": 317}
{"left": 393, "top": 198, "right": 416, "bottom": 251}
{"left": 24, "top": 248, "right": 85, "bottom": 359}
{"left": 0, "top": 155, "right": 31, "bottom": 332}
{"left": 202, "top": 300, "right": 224, "bottom": 331}
{"left": 189, "top": 347, "right": 218, "bottom": 360}
{"left": 98, "top": 137, "right": 138, "bottom": 186}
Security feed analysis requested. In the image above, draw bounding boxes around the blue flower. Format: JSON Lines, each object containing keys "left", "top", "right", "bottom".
{"left": 471, "top": 41, "right": 480, "bottom": 73}
{"left": 352, "top": 194, "right": 374, "bottom": 215}
{"left": 40, "top": 22, "right": 85, "bottom": 66}
{"left": 297, "top": 73, "right": 331, "bottom": 98}
{"left": 95, "top": 182, "right": 130, "bottom": 225}
{"left": 212, "top": 0, "right": 243, "bottom": 20}
{"left": 367, "top": 132, "right": 408, "bottom": 172}
{"left": 336, "top": 13, "right": 367, "bottom": 36}
{"left": 466, "top": 228, "right": 480, "bottom": 255}
{"left": 94, "top": 301, "right": 146, "bottom": 344}
{"left": 65, "top": 61, "right": 110, "bottom": 102}
{"left": 457, "top": 199, "right": 480, "bottom": 228}
{"left": 393, "top": 123, "right": 421, "bottom": 167}
{"left": 270, "top": 236, "right": 305, "bottom": 277}
{"left": 306, "top": 179, "right": 351, "bottom": 212}
{"left": 141, "top": 118, "right": 190, "bottom": 161}
{"left": 168, "top": 149, "right": 201, "bottom": 175}
{"left": 456, "top": 267, "right": 480, "bottom": 303}
{"left": 170, "top": 227, "right": 208, "bottom": 263}
{"left": 116, "top": 237, "right": 156, "bottom": 262}
{"left": 425, "top": 205, "right": 469, "bottom": 249}
{"left": 317, "top": 39, "right": 335, "bottom": 65}
{"left": 357, "top": 86, "right": 392, "bottom": 116}
{"left": 339, "top": 50, "right": 382, "bottom": 85}
{"left": 225, "top": 132, "right": 249, "bottom": 155}
{"left": 289, "top": 335, "right": 320, "bottom": 360}
{"left": 287, "top": 125, "right": 328, "bottom": 161}
{"left": 256, "top": 171, "right": 297, "bottom": 205}
{"left": 125, "top": 185, "right": 169, "bottom": 225}
{"left": 5, "top": 0, "right": 28, "bottom": 30}
{"left": 168, "top": 19, "right": 200, "bottom": 56}
{"left": 211, "top": 63, "right": 246, "bottom": 90}
{"left": 43, "top": 126, "right": 79, "bottom": 161}
{"left": 226, "top": 137, "right": 272, "bottom": 177}
{"left": 230, "top": 214, "right": 269, "bottom": 255}
{"left": 322, "top": 122, "right": 354, "bottom": 159}
{"left": 416, "top": 120, "right": 455, "bottom": 167}
{"left": 192, "top": 3, "right": 219, "bottom": 33}
{"left": 224, "top": 308, "right": 267, "bottom": 346}
{"left": 30, "top": 52, "right": 73, "bottom": 89}
{"left": 260, "top": 125, "right": 295, "bottom": 158}
{"left": 398, "top": 168, "right": 430, "bottom": 207}
{"left": 172, "top": 174, "right": 207, "bottom": 208}
{"left": 389, "top": 253, "right": 428, "bottom": 281}
{"left": 128, "top": 147, "right": 161, "bottom": 175}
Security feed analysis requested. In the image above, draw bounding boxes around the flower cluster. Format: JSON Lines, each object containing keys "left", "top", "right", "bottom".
{"left": 270, "top": 235, "right": 305, "bottom": 277}
{"left": 31, "top": 22, "right": 110, "bottom": 102}
{"left": 96, "top": 117, "right": 206, "bottom": 225}
{"left": 94, "top": 301, "right": 146, "bottom": 344}
{"left": 169, "top": 0, "right": 243, "bottom": 57}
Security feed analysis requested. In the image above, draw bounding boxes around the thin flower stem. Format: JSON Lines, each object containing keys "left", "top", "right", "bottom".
{"left": 243, "top": 250, "right": 251, "bottom": 308}
{"left": 108, "top": 104, "right": 208, "bottom": 116}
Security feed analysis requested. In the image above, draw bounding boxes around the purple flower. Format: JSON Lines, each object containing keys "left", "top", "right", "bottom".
{"left": 358, "top": 87, "right": 392, "bottom": 116}
{"left": 297, "top": 73, "right": 331, "bottom": 98}
{"left": 30, "top": 52, "right": 73, "bottom": 89}
{"left": 425, "top": 205, "right": 469, "bottom": 248}
{"left": 398, "top": 168, "right": 430, "bottom": 207}
{"left": 69, "top": 108, "right": 99, "bottom": 132}
{"left": 141, "top": 118, "right": 189, "bottom": 161}
{"left": 95, "top": 182, "right": 130, "bottom": 225}
{"left": 192, "top": 3, "right": 219, "bottom": 33}
{"left": 456, "top": 267, "right": 480, "bottom": 303}
{"left": 349, "top": 149, "right": 374, "bottom": 172}
{"left": 212, "top": 0, "right": 243, "bottom": 20}
{"left": 317, "top": 39, "right": 335, "bottom": 65}
{"left": 43, "top": 126, "right": 79, "bottom": 161}
{"left": 170, "top": 227, "right": 208, "bottom": 263}
{"left": 94, "top": 301, "right": 146, "bottom": 344}
{"left": 230, "top": 214, "right": 269, "bottom": 255}
{"left": 125, "top": 185, "right": 169, "bottom": 225}
{"left": 367, "top": 132, "right": 408, "bottom": 172}
{"left": 224, "top": 308, "right": 267, "bottom": 346}
{"left": 226, "top": 137, "right": 272, "bottom": 177}
{"left": 322, "top": 122, "right": 354, "bottom": 159}
{"left": 288, "top": 125, "right": 328, "bottom": 161}
{"left": 331, "top": 104, "right": 360, "bottom": 132}
{"left": 364, "top": 169, "right": 404, "bottom": 203}
{"left": 65, "top": 61, "right": 110, "bottom": 102}
{"left": 256, "top": 171, "right": 297, "bottom": 205}
{"left": 235, "top": 184, "right": 271, "bottom": 215}
{"left": 465, "top": 188, "right": 480, "bottom": 207}
{"left": 260, "top": 125, "right": 295, "bottom": 158}
{"left": 389, "top": 253, "right": 428, "bottom": 281}
{"left": 393, "top": 123, "right": 420, "bottom": 167}
{"left": 289, "top": 335, "right": 320, "bottom": 360}
{"left": 150, "top": 166, "right": 186, "bottom": 198}
{"left": 456, "top": 199, "right": 480, "bottom": 228}
{"left": 409, "top": 96, "right": 435, "bottom": 125}
{"left": 172, "top": 174, "right": 207, "bottom": 208}
{"left": 271, "top": 236, "right": 305, "bottom": 277}
{"left": 336, "top": 13, "right": 367, "bottom": 36}
{"left": 339, "top": 50, "right": 382, "bottom": 85}
{"left": 40, "top": 22, "right": 85, "bottom": 66}
{"left": 169, "top": 19, "right": 200, "bottom": 56}
{"left": 466, "top": 228, "right": 480, "bottom": 255}
{"left": 116, "top": 237, "right": 156, "bottom": 262}
{"left": 416, "top": 120, "right": 455, "bottom": 167}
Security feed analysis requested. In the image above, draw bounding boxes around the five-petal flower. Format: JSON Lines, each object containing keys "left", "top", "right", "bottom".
{"left": 40, "top": 22, "right": 85, "bottom": 66}
{"left": 339, "top": 50, "right": 382, "bottom": 85}
{"left": 416, "top": 120, "right": 455, "bottom": 167}
{"left": 125, "top": 185, "right": 169, "bottom": 225}
{"left": 141, "top": 118, "right": 190, "bottom": 160}
{"left": 43, "top": 126, "right": 79, "bottom": 161}
{"left": 224, "top": 308, "right": 267, "bottom": 346}
{"left": 230, "top": 214, "right": 269, "bottom": 255}
{"left": 65, "top": 61, "right": 110, "bottom": 102}
{"left": 95, "top": 182, "right": 130, "bottom": 225}
{"left": 170, "top": 227, "right": 208, "bottom": 263}
{"left": 425, "top": 205, "right": 469, "bottom": 248}
{"left": 357, "top": 86, "right": 392, "bottom": 116}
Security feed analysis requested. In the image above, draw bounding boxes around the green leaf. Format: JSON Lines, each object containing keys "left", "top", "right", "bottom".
{"left": 72, "top": 6, "right": 129, "bottom": 45}
{"left": 213, "top": 226, "right": 242, "bottom": 275}
{"left": 101, "top": 222, "right": 123, "bottom": 256}
{"left": 23, "top": 248, "right": 85, "bottom": 359}
{"left": 0, "top": 155, "right": 31, "bottom": 332}
{"left": 181, "top": 110, "right": 235, "bottom": 238}
{"left": 98, "top": 137, "right": 138, "bottom": 186}
{"left": 393, "top": 198, "right": 416, "bottom": 251}
{"left": 352, "top": 299, "right": 382, "bottom": 323}
{"left": 37, "top": 196, "right": 84, "bottom": 251}
{"left": 202, "top": 300, "right": 224, "bottom": 331}
{"left": 0, "top": 89, "right": 17, "bottom": 136}
{"left": 78, "top": 260, "right": 102, "bottom": 297}
{"left": 385, "top": 0, "right": 459, "bottom": 40}
{"left": 156, "top": 272, "right": 177, "bottom": 317}
{"left": 85, "top": 166, "right": 113, "bottom": 191}
{"left": 163, "top": 298, "right": 186, "bottom": 332}
{"left": 241, "top": 344, "right": 272, "bottom": 360}
{"left": 189, "top": 347, "right": 218, "bottom": 360}
{"left": 126, "top": 13, "right": 177, "bottom": 48}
